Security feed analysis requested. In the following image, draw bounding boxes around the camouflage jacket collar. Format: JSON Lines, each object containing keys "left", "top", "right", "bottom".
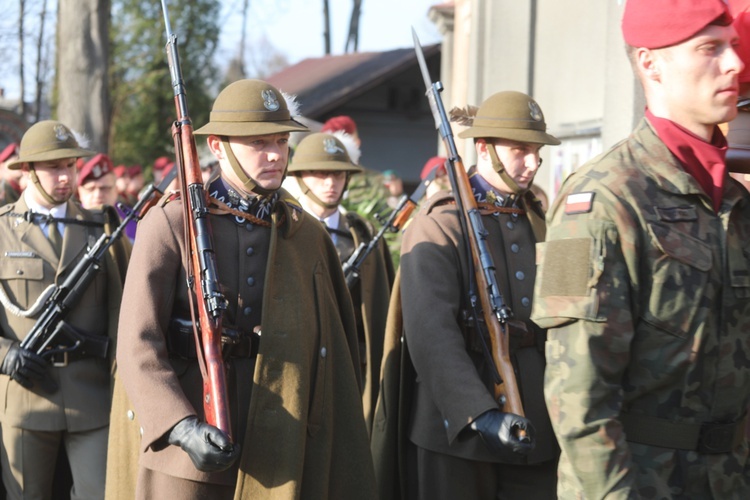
{"left": 634, "top": 119, "right": 746, "bottom": 213}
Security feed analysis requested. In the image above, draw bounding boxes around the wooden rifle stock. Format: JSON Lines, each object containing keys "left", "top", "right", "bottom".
{"left": 412, "top": 29, "right": 526, "bottom": 423}
{"left": 161, "top": 0, "right": 231, "bottom": 440}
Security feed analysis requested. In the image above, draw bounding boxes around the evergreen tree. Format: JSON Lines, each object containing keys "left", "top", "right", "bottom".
{"left": 109, "top": 0, "right": 220, "bottom": 177}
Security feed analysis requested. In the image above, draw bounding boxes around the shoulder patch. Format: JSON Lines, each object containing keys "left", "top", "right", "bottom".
{"left": 564, "top": 192, "right": 594, "bottom": 215}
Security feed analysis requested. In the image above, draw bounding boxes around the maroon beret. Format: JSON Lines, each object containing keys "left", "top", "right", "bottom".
{"left": 154, "top": 156, "right": 171, "bottom": 171}
{"left": 321, "top": 116, "right": 358, "bottom": 135}
{"left": 420, "top": 156, "right": 447, "bottom": 180}
{"left": 113, "top": 165, "right": 129, "bottom": 178}
{"left": 128, "top": 165, "right": 143, "bottom": 177}
{"left": 623, "top": 0, "right": 733, "bottom": 49}
{"left": 0, "top": 143, "right": 19, "bottom": 164}
{"left": 78, "top": 153, "right": 114, "bottom": 186}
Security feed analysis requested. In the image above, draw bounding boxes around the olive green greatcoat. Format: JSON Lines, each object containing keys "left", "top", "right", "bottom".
{"left": 371, "top": 190, "right": 557, "bottom": 499}
{"left": 107, "top": 188, "right": 376, "bottom": 500}
{"left": 0, "top": 196, "right": 127, "bottom": 431}
{"left": 334, "top": 210, "right": 394, "bottom": 435}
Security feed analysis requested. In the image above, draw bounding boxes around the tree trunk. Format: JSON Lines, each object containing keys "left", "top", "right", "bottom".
{"left": 18, "top": 0, "right": 26, "bottom": 117}
{"left": 56, "top": 0, "right": 110, "bottom": 153}
{"left": 34, "top": 0, "right": 48, "bottom": 123}
{"left": 323, "top": 0, "right": 331, "bottom": 55}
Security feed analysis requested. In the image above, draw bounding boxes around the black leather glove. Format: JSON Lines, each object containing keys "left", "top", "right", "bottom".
{"left": 470, "top": 409, "right": 536, "bottom": 456}
{"left": 167, "top": 416, "right": 240, "bottom": 472}
{"left": 1, "top": 343, "right": 57, "bottom": 392}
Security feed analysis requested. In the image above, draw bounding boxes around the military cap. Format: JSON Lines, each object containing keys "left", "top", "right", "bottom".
{"left": 622, "top": 0, "right": 732, "bottom": 49}
{"left": 420, "top": 156, "right": 447, "bottom": 180}
{"left": 457, "top": 91, "right": 560, "bottom": 145}
{"left": 113, "top": 165, "right": 129, "bottom": 178}
{"left": 0, "top": 142, "right": 19, "bottom": 163}
{"left": 194, "top": 79, "right": 308, "bottom": 137}
{"left": 7, "top": 120, "right": 95, "bottom": 170}
{"left": 288, "top": 133, "right": 363, "bottom": 174}
{"left": 153, "top": 156, "right": 171, "bottom": 171}
{"left": 128, "top": 165, "right": 143, "bottom": 177}
{"left": 321, "top": 115, "right": 358, "bottom": 135}
{"left": 78, "top": 153, "right": 114, "bottom": 186}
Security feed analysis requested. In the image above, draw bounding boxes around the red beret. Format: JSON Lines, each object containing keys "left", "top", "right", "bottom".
{"left": 113, "top": 165, "right": 129, "bottom": 178}
{"left": 0, "top": 143, "right": 19, "bottom": 163}
{"left": 154, "top": 156, "right": 171, "bottom": 171}
{"left": 730, "top": 0, "right": 750, "bottom": 83}
{"left": 128, "top": 165, "right": 143, "bottom": 177}
{"left": 622, "top": 0, "right": 732, "bottom": 49}
{"left": 78, "top": 153, "right": 114, "bottom": 186}
{"left": 321, "top": 116, "right": 358, "bottom": 135}
{"left": 420, "top": 156, "right": 447, "bottom": 180}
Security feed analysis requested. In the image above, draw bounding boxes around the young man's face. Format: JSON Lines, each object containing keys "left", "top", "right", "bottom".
{"left": 211, "top": 133, "right": 291, "bottom": 193}
{"left": 24, "top": 158, "right": 77, "bottom": 208}
{"left": 654, "top": 23, "right": 743, "bottom": 134}
{"left": 78, "top": 172, "right": 118, "bottom": 209}
{"left": 300, "top": 170, "right": 347, "bottom": 206}
{"left": 476, "top": 138, "right": 543, "bottom": 196}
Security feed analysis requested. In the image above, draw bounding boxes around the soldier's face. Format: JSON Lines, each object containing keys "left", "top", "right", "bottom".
{"left": 477, "top": 139, "right": 542, "bottom": 195}
{"left": 300, "top": 170, "right": 347, "bottom": 206}
{"left": 24, "top": 158, "right": 77, "bottom": 208}
{"left": 217, "top": 133, "right": 291, "bottom": 192}
{"left": 648, "top": 23, "right": 743, "bottom": 137}
{"left": 78, "top": 172, "right": 118, "bottom": 209}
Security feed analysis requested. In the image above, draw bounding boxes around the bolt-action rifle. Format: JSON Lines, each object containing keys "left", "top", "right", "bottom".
{"left": 160, "top": 0, "right": 231, "bottom": 440}
{"left": 412, "top": 29, "right": 527, "bottom": 431}
{"left": 342, "top": 168, "right": 435, "bottom": 289}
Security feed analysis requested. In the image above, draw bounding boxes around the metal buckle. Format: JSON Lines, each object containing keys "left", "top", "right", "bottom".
{"left": 697, "top": 421, "right": 737, "bottom": 454}
{"left": 51, "top": 351, "right": 68, "bottom": 368}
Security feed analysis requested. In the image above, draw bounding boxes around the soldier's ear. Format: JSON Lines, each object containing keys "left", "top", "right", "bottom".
{"left": 636, "top": 47, "right": 662, "bottom": 82}
{"left": 475, "top": 139, "right": 490, "bottom": 161}
{"left": 206, "top": 135, "right": 224, "bottom": 159}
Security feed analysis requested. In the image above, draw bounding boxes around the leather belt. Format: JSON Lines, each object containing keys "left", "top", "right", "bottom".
{"left": 620, "top": 411, "right": 747, "bottom": 454}
{"left": 168, "top": 318, "right": 259, "bottom": 360}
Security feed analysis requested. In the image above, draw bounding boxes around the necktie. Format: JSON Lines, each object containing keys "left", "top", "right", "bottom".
{"left": 48, "top": 221, "right": 63, "bottom": 256}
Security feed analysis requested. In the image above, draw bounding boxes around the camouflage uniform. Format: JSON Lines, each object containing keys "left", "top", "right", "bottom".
{"left": 532, "top": 119, "right": 750, "bottom": 499}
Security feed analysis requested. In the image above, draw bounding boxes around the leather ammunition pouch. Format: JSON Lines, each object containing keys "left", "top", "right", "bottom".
{"left": 44, "top": 321, "right": 110, "bottom": 367}
{"left": 167, "top": 318, "right": 259, "bottom": 360}
{"left": 620, "top": 411, "right": 748, "bottom": 454}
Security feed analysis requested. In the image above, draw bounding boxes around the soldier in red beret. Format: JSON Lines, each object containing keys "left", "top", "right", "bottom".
{"left": 0, "top": 143, "right": 22, "bottom": 205}
{"left": 125, "top": 165, "right": 145, "bottom": 205}
{"left": 420, "top": 155, "right": 449, "bottom": 199}
{"left": 533, "top": 1, "right": 750, "bottom": 498}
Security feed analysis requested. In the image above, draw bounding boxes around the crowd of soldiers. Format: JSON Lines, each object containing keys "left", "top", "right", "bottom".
{"left": 0, "top": 0, "right": 749, "bottom": 498}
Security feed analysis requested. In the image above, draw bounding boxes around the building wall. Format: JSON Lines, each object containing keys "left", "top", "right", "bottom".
{"left": 432, "top": 0, "right": 644, "bottom": 202}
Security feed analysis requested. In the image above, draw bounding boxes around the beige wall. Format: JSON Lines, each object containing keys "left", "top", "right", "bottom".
{"left": 430, "top": 0, "right": 644, "bottom": 202}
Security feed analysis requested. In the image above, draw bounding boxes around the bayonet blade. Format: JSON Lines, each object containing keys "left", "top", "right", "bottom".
{"left": 412, "top": 27, "right": 441, "bottom": 129}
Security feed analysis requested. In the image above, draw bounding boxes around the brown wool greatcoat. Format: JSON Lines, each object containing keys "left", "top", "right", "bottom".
{"left": 371, "top": 190, "right": 557, "bottom": 498}
{"left": 335, "top": 210, "right": 394, "bottom": 435}
{"left": 0, "top": 196, "right": 127, "bottom": 432}
{"left": 108, "top": 188, "right": 377, "bottom": 500}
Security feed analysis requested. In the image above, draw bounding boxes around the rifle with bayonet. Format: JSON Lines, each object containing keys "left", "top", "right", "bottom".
{"left": 342, "top": 168, "right": 435, "bottom": 289}
{"left": 160, "top": 0, "right": 232, "bottom": 439}
{"left": 412, "top": 29, "right": 527, "bottom": 430}
{"left": 17, "top": 168, "right": 178, "bottom": 384}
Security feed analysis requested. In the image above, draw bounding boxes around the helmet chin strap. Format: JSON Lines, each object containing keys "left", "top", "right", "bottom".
{"left": 29, "top": 167, "right": 66, "bottom": 206}
{"left": 486, "top": 142, "right": 525, "bottom": 196}
{"left": 295, "top": 175, "right": 347, "bottom": 210}
{"left": 221, "top": 136, "right": 276, "bottom": 197}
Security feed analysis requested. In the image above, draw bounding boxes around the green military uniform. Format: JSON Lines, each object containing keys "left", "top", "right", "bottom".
{"left": 0, "top": 121, "right": 129, "bottom": 500}
{"left": 532, "top": 119, "right": 750, "bottom": 498}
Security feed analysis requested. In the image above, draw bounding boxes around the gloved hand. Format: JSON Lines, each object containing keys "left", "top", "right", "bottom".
{"left": 167, "top": 416, "right": 240, "bottom": 472}
{"left": 1, "top": 343, "right": 57, "bottom": 392}
{"left": 470, "top": 409, "right": 536, "bottom": 456}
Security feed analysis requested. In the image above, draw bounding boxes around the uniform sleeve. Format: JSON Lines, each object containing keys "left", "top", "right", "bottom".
{"left": 400, "top": 210, "right": 498, "bottom": 444}
{"left": 115, "top": 205, "right": 195, "bottom": 451}
{"left": 532, "top": 185, "right": 640, "bottom": 498}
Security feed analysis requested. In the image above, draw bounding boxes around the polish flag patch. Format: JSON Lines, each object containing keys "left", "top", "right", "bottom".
{"left": 565, "top": 192, "right": 594, "bottom": 214}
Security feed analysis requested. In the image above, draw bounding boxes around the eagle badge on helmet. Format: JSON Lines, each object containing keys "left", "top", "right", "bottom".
{"left": 323, "top": 138, "right": 344, "bottom": 155}
{"left": 262, "top": 89, "right": 280, "bottom": 111}
{"left": 529, "top": 101, "right": 543, "bottom": 122}
{"left": 54, "top": 124, "right": 70, "bottom": 142}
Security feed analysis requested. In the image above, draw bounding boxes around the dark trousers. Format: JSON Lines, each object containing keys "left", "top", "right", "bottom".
{"left": 411, "top": 445, "right": 557, "bottom": 500}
